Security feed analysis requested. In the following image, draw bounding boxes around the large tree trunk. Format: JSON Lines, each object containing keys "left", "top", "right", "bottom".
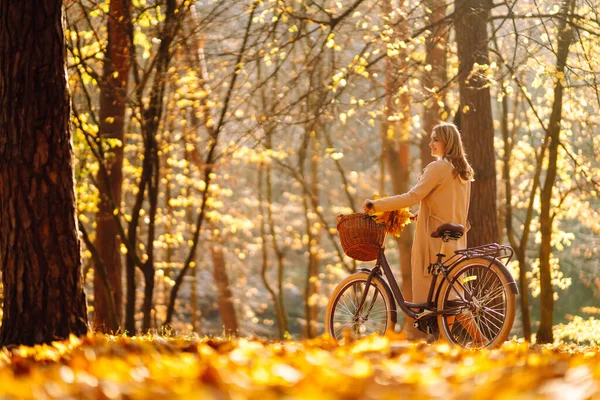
{"left": 537, "top": 0, "right": 575, "bottom": 344}
{"left": 94, "top": 0, "right": 130, "bottom": 333}
{"left": 421, "top": 0, "right": 448, "bottom": 167}
{"left": 454, "top": 0, "right": 497, "bottom": 246}
{"left": 0, "top": 0, "right": 88, "bottom": 345}
{"left": 210, "top": 244, "right": 239, "bottom": 335}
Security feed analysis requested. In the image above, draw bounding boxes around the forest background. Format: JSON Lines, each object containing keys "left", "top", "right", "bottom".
{"left": 9, "top": 0, "right": 597, "bottom": 344}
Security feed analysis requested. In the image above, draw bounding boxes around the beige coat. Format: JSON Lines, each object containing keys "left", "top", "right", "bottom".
{"left": 372, "top": 159, "right": 471, "bottom": 303}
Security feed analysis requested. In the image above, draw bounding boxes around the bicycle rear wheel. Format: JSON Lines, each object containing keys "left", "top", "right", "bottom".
{"left": 325, "top": 272, "right": 394, "bottom": 340}
{"left": 436, "top": 259, "right": 516, "bottom": 349}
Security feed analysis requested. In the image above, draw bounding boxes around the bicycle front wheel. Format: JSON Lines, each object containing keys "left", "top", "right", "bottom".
{"left": 436, "top": 258, "right": 516, "bottom": 349}
{"left": 325, "top": 272, "right": 395, "bottom": 340}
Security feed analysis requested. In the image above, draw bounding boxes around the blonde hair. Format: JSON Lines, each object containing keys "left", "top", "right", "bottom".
{"left": 433, "top": 123, "right": 474, "bottom": 181}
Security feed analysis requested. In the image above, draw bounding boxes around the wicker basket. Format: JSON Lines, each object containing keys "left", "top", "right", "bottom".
{"left": 336, "top": 213, "right": 386, "bottom": 261}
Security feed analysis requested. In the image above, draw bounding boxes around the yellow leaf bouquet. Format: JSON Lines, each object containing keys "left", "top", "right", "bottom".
{"left": 371, "top": 195, "right": 412, "bottom": 237}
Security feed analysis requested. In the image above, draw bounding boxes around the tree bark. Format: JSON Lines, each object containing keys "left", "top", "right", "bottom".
{"left": 94, "top": 0, "right": 130, "bottom": 333}
{"left": 210, "top": 244, "right": 238, "bottom": 335}
{"left": 454, "top": 0, "right": 498, "bottom": 246}
{"left": 0, "top": 0, "right": 88, "bottom": 345}
{"left": 537, "top": 0, "right": 575, "bottom": 344}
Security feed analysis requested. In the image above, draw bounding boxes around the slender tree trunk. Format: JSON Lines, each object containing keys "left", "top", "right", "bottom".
{"left": 303, "top": 129, "right": 321, "bottom": 338}
{"left": 537, "top": 0, "right": 575, "bottom": 344}
{"left": 136, "top": 0, "right": 179, "bottom": 333}
{"left": 514, "top": 118, "right": 547, "bottom": 342}
{"left": 454, "top": 0, "right": 498, "bottom": 246}
{"left": 266, "top": 161, "right": 290, "bottom": 335}
{"left": 256, "top": 56, "right": 289, "bottom": 338}
{"left": 187, "top": 108, "right": 200, "bottom": 334}
{"left": 122, "top": 0, "right": 177, "bottom": 334}
{"left": 141, "top": 156, "right": 159, "bottom": 332}
{"left": 0, "top": 0, "right": 88, "bottom": 345}
{"left": 141, "top": 267, "right": 155, "bottom": 331}
{"left": 210, "top": 244, "right": 238, "bottom": 335}
{"left": 421, "top": 0, "right": 448, "bottom": 167}
{"left": 258, "top": 163, "right": 286, "bottom": 338}
{"left": 190, "top": 261, "right": 199, "bottom": 332}
{"left": 300, "top": 56, "right": 323, "bottom": 338}
{"left": 155, "top": 123, "right": 174, "bottom": 326}
{"left": 94, "top": 0, "right": 130, "bottom": 333}
{"left": 499, "top": 88, "right": 533, "bottom": 340}
{"left": 381, "top": 0, "right": 419, "bottom": 339}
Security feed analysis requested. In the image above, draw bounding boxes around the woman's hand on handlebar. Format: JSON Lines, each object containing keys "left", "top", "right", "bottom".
{"left": 363, "top": 200, "right": 375, "bottom": 214}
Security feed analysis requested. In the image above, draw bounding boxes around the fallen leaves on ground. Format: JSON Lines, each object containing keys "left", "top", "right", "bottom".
{"left": 0, "top": 333, "right": 598, "bottom": 399}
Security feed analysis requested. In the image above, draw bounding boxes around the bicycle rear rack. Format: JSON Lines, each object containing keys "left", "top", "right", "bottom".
{"left": 454, "top": 243, "right": 514, "bottom": 263}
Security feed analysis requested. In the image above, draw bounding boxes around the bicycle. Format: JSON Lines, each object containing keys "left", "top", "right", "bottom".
{"left": 325, "top": 213, "right": 518, "bottom": 349}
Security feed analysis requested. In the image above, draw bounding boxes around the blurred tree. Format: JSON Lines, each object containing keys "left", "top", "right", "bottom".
{"left": 94, "top": 0, "right": 130, "bottom": 333}
{"left": 421, "top": 0, "right": 448, "bottom": 167}
{"left": 381, "top": 0, "right": 418, "bottom": 338}
{"left": 210, "top": 241, "right": 239, "bottom": 335}
{"left": 164, "top": 2, "right": 259, "bottom": 327}
{"left": 59, "top": 0, "right": 600, "bottom": 338}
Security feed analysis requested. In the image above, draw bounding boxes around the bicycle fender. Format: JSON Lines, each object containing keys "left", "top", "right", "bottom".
{"left": 434, "top": 257, "right": 519, "bottom": 303}
{"left": 357, "top": 268, "right": 398, "bottom": 324}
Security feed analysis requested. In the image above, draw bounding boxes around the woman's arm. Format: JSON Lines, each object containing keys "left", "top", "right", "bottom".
{"left": 367, "top": 161, "right": 447, "bottom": 213}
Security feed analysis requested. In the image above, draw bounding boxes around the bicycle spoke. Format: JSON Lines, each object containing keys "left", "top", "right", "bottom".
{"left": 482, "top": 306, "right": 506, "bottom": 319}
{"left": 334, "top": 321, "right": 359, "bottom": 335}
{"left": 330, "top": 279, "right": 390, "bottom": 340}
{"left": 480, "top": 312, "right": 504, "bottom": 330}
{"left": 477, "top": 285, "right": 505, "bottom": 305}
{"left": 476, "top": 313, "right": 492, "bottom": 339}
{"left": 337, "top": 297, "right": 357, "bottom": 317}
{"left": 480, "top": 317, "right": 502, "bottom": 336}
{"left": 471, "top": 266, "right": 494, "bottom": 300}
{"left": 482, "top": 310, "right": 504, "bottom": 329}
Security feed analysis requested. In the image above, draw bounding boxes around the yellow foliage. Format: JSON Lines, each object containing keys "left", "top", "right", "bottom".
{"left": 371, "top": 195, "right": 412, "bottom": 237}
{"left": 0, "top": 334, "right": 599, "bottom": 399}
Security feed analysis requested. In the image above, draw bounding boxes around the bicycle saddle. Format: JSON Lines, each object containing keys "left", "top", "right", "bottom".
{"left": 431, "top": 223, "right": 465, "bottom": 239}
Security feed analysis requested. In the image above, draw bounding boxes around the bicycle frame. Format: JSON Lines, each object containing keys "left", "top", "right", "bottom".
{"left": 356, "top": 248, "right": 439, "bottom": 321}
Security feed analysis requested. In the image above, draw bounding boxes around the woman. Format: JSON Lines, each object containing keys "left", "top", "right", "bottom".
{"left": 363, "top": 123, "right": 473, "bottom": 304}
